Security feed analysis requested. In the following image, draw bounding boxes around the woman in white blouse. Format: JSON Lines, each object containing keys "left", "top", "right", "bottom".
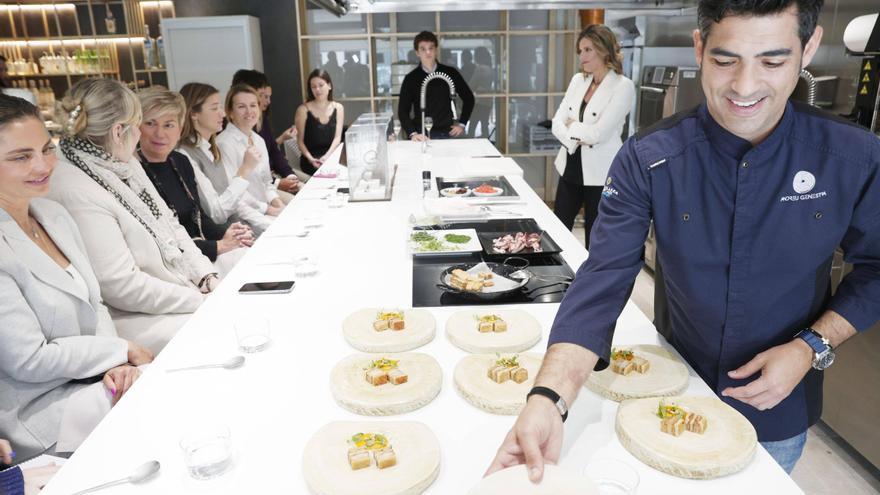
{"left": 48, "top": 78, "right": 217, "bottom": 354}
{"left": 552, "top": 25, "right": 635, "bottom": 249}
{"left": 215, "top": 84, "right": 285, "bottom": 234}
{"left": 178, "top": 82, "right": 274, "bottom": 230}
{"left": 0, "top": 94, "right": 152, "bottom": 460}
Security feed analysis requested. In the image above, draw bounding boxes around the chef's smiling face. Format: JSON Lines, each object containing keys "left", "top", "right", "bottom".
{"left": 0, "top": 116, "right": 56, "bottom": 204}
{"left": 693, "top": 5, "right": 822, "bottom": 144}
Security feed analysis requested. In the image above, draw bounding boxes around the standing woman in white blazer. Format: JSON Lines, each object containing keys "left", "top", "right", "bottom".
{"left": 0, "top": 94, "right": 153, "bottom": 460}
{"left": 552, "top": 25, "right": 635, "bottom": 249}
{"left": 48, "top": 78, "right": 217, "bottom": 354}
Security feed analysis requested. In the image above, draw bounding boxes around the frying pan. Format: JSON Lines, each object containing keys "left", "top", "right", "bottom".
{"left": 436, "top": 261, "right": 569, "bottom": 302}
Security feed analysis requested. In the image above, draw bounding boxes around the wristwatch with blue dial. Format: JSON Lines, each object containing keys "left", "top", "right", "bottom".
{"left": 794, "top": 328, "right": 835, "bottom": 370}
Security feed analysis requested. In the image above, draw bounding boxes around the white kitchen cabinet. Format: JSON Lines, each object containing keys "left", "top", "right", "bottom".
{"left": 161, "top": 15, "right": 262, "bottom": 99}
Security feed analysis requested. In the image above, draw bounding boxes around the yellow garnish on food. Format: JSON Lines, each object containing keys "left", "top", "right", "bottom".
{"left": 477, "top": 314, "right": 503, "bottom": 323}
{"left": 376, "top": 310, "right": 404, "bottom": 321}
{"left": 611, "top": 348, "right": 634, "bottom": 361}
{"left": 495, "top": 354, "right": 520, "bottom": 368}
{"left": 367, "top": 358, "right": 399, "bottom": 371}
{"left": 657, "top": 399, "right": 685, "bottom": 419}
{"left": 350, "top": 432, "right": 389, "bottom": 450}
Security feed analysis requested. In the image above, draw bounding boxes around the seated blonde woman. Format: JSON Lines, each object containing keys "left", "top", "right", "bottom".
{"left": 136, "top": 87, "right": 252, "bottom": 277}
{"left": 48, "top": 78, "right": 217, "bottom": 354}
{"left": 216, "top": 83, "right": 284, "bottom": 234}
{"left": 0, "top": 94, "right": 152, "bottom": 462}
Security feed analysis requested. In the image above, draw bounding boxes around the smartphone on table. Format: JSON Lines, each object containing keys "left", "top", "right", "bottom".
{"left": 238, "top": 281, "right": 295, "bottom": 294}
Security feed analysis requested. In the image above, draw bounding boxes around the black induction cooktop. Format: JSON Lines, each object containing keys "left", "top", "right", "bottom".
{"left": 411, "top": 218, "right": 576, "bottom": 307}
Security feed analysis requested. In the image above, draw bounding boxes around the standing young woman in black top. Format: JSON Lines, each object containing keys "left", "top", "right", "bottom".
{"left": 295, "top": 69, "right": 344, "bottom": 176}
{"left": 136, "top": 87, "right": 253, "bottom": 276}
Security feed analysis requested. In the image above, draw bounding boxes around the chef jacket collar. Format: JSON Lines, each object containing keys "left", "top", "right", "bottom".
{"left": 698, "top": 101, "right": 795, "bottom": 164}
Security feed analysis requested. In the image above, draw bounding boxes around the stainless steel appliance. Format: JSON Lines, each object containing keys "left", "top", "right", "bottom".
{"left": 822, "top": 250, "right": 880, "bottom": 470}
{"left": 638, "top": 66, "right": 703, "bottom": 272}
{"left": 637, "top": 65, "right": 704, "bottom": 133}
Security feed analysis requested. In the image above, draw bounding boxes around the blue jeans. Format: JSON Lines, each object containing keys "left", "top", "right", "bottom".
{"left": 761, "top": 431, "right": 807, "bottom": 474}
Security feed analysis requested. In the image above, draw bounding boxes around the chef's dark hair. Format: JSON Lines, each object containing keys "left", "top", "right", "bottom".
{"left": 698, "top": 0, "right": 824, "bottom": 48}
{"left": 413, "top": 31, "right": 438, "bottom": 52}
{"left": 0, "top": 93, "right": 40, "bottom": 129}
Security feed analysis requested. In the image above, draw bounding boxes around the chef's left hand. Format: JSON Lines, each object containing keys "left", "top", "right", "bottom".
{"left": 721, "top": 340, "right": 813, "bottom": 411}
{"left": 449, "top": 124, "right": 465, "bottom": 137}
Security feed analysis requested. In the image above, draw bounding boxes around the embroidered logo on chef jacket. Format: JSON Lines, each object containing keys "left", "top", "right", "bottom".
{"left": 602, "top": 177, "right": 619, "bottom": 199}
{"left": 779, "top": 170, "right": 827, "bottom": 202}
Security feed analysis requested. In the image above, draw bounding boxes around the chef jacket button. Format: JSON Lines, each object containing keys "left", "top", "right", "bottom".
{"left": 682, "top": 213, "right": 691, "bottom": 221}
{"left": 588, "top": 145, "right": 593, "bottom": 149}
{"left": 741, "top": 161, "right": 749, "bottom": 168}
{"left": 592, "top": 112, "right": 597, "bottom": 116}
{"left": 814, "top": 211, "right": 823, "bottom": 220}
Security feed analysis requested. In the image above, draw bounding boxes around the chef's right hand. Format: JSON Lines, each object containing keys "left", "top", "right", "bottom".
{"left": 410, "top": 133, "right": 427, "bottom": 142}
{"left": 485, "top": 395, "right": 564, "bottom": 483}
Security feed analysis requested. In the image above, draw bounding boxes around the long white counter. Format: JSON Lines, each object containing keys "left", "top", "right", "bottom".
{"left": 40, "top": 139, "right": 802, "bottom": 494}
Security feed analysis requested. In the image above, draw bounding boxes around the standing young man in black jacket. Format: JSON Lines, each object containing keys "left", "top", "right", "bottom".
{"left": 397, "top": 31, "right": 475, "bottom": 141}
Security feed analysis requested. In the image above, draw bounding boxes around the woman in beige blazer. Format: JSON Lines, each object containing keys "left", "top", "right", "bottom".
{"left": 552, "top": 25, "right": 635, "bottom": 249}
{"left": 0, "top": 94, "right": 152, "bottom": 460}
{"left": 48, "top": 79, "right": 217, "bottom": 354}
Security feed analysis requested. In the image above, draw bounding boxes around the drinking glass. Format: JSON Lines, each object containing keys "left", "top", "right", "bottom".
{"left": 180, "top": 425, "right": 234, "bottom": 480}
{"left": 234, "top": 317, "right": 271, "bottom": 353}
{"left": 328, "top": 191, "right": 347, "bottom": 208}
{"left": 393, "top": 119, "right": 402, "bottom": 139}
{"left": 293, "top": 251, "right": 320, "bottom": 277}
{"left": 424, "top": 116, "right": 433, "bottom": 143}
{"left": 583, "top": 458, "right": 640, "bottom": 494}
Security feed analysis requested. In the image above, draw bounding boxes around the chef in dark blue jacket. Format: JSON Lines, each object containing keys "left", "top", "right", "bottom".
{"left": 487, "top": 0, "right": 880, "bottom": 480}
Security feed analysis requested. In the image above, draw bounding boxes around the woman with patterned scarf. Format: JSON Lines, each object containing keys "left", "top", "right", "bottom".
{"left": 48, "top": 78, "right": 217, "bottom": 354}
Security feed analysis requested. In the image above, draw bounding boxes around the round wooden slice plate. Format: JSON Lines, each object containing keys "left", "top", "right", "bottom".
{"left": 445, "top": 309, "right": 542, "bottom": 354}
{"left": 615, "top": 395, "right": 757, "bottom": 479}
{"left": 343, "top": 308, "right": 436, "bottom": 353}
{"left": 330, "top": 353, "right": 442, "bottom": 416}
{"left": 584, "top": 344, "right": 690, "bottom": 401}
{"left": 453, "top": 352, "right": 542, "bottom": 415}
{"left": 303, "top": 421, "right": 440, "bottom": 495}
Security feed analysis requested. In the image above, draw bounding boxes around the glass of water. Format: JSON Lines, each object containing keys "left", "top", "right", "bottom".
{"left": 293, "top": 251, "right": 320, "bottom": 277}
{"left": 234, "top": 317, "right": 271, "bottom": 353}
{"left": 180, "top": 425, "right": 234, "bottom": 480}
{"left": 583, "top": 458, "right": 640, "bottom": 494}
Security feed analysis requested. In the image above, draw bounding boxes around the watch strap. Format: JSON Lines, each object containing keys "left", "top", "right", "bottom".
{"left": 527, "top": 386, "right": 568, "bottom": 422}
{"left": 795, "top": 328, "right": 830, "bottom": 354}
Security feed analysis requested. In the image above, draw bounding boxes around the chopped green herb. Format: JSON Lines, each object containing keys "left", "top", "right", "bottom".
{"left": 444, "top": 233, "right": 471, "bottom": 244}
{"left": 410, "top": 232, "right": 435, "bottom": 242}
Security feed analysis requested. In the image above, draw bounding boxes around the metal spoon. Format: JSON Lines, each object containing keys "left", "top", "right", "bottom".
{"left": 71, "top": 460, "right": 160, "bottom": 495}
{"left": 166, "top": 356, "right": 245, "bottom": 373}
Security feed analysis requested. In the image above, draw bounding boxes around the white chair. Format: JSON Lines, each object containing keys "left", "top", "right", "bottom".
{"left": 283, "top": 139, "right": 312, "bottom": 182}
